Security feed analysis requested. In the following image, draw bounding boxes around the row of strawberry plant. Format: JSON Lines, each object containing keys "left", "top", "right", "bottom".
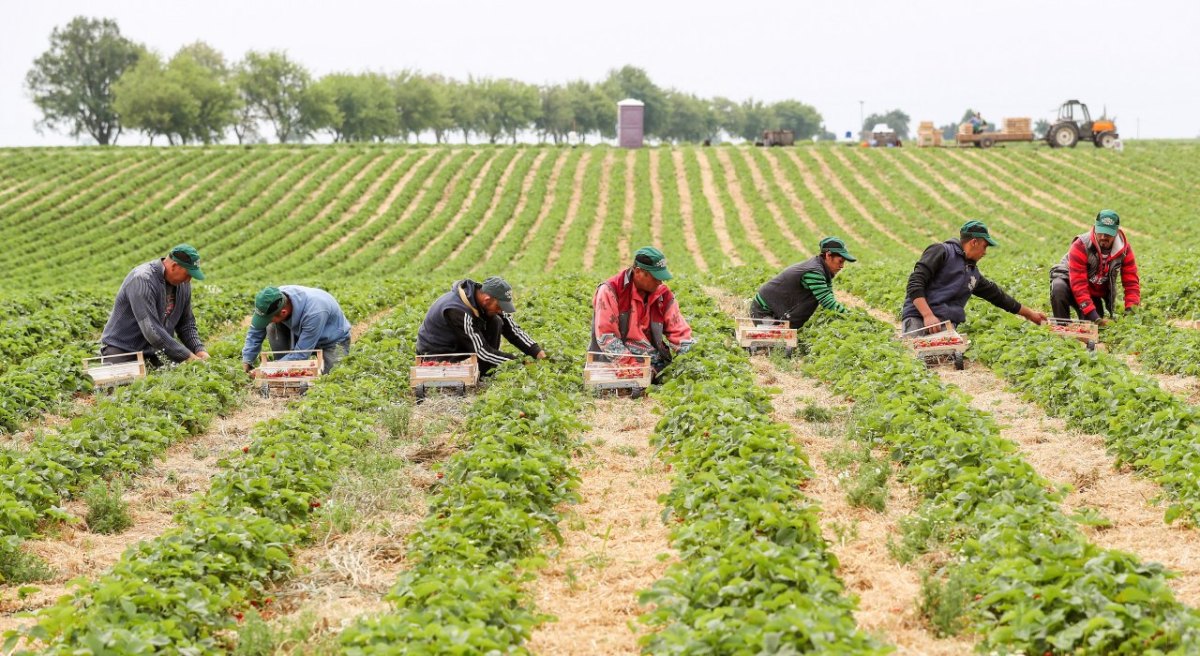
{"left": 443, "top": 149, "right": 542, "bottom": 273}
{"left": 0, "top": 152, "right": 152, "bottom": 237}
{"left": 723, "top": 147, "right": 808, "bottom": 261}
{"left": 12, "top": 279, "right": 428, "bottom": 654}
{"left": 545, "top": 147, "right": 605, "bottom": 272}
{"left": 724, "top": 261, "right": 1200, "bottom": 654}
{"left": 590, "top": 150, "right": 628, "bottom": 274}
{"left": 653, "top": 149, "right": 697, "bottom": 273}
{"left": 840, "top": 261, "right": 1200, "bottom": 525}
{"left": 678, "top": 148, "right": 734, "bottom": 268}
{"left": 506, "top": 148, "right": 583, "bottom": 272}
{"left": 695, "top": 148, "right": 757, "bottom": 264}
{"left": 636, "top": 279, "right": 889, "bottom": 654}
{"left": 0, "top": 291, "right": 110, "bottom": 372}
{"left": 340, "top": 276, "right": 592, "bottom": 653}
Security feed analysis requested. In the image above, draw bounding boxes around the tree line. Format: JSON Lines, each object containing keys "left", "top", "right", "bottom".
{"left": 26, "top": 17, "right": 829, "bottom": 147}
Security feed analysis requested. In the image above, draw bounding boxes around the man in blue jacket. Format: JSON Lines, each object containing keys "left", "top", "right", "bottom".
{"left": 241, "top": 285, "right": 351, "bottom": 376}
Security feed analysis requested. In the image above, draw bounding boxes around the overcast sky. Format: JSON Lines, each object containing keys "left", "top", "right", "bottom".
{"left": 2, "top": 0, "right": 1197, "bottom": 146}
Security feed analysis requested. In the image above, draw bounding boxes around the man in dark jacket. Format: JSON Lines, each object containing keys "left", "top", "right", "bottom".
{"left": 752, "top": 236, "right": 857, "bottom": 329}
{"left": 901, "top": 221, "right": 1046, "bottom": 336}
{"left": 1049, "top": 209, "right": 1140, "bottom": 325}
{"left": 100, "top": 244, "right": 209, "bottom": 367}
{"left": 416, "top": 277, "right": 545, "bottom": 375}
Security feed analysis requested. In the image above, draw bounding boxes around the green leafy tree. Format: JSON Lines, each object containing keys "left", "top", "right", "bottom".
{"left": 449, "top": 78, "right": 486, "bottom": 143}
{"left": 738, "top": 99, "right": 775, "bottom": 142}
{"left": 862, "top": 109, "right": 911, "bottom": 139}
{"left": 314, "top": 73, "right": 395, "bottom": 142}
{"left": 393, "top": 71, "right": 448, "bottom": 142}
{"left": 567, "top": 80, "right": 615, "bottom": 142}
{"left": 600, "top": 65, "right": 667, "bottom": 139}
{"left": 536, "top": 84, "right": 574, "bottom": 144}
{"left": 661, "top": 91, "right": 717, "bottom": 143}
{"left": 25, "top": 16, "right": 143, "bottom": 145}
{"left": 770, "top": 100, "right": 823, "bottom": 139}
{"left": 112, "top": 52, "right": 196, "bottom": 145}
{"left": 711, "top": 96, "right": 745, "bottom": 142}
{"left": 169, "top": 42, "right": 238, "bottom": 144}
{"left": 236, "top": 50, "right": 323, "bottom": 143}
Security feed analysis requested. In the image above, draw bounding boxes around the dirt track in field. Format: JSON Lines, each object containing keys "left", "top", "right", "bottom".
{"left": 713, "top": 149, "right": 780, "bottom": 268}
{"left": 582, "top": 151, "right": 616, "bottom": 272}
{"left": 414, "top": 150, "right": 503, "bottom": 262}
{"left": 738, "top": 149, "right": 807, "bottom": 253}
{"left": 617, "top": 150, "right": 636, "bottom": 265}
{"left": 545, "top": 151, "right": 592, "bottom": 271}
{"left": 527, "top": 398, "right": 674, "bottom": 655}
{"left": 648, "top": 150, "right": 664, "bottom": 248}
{"left": 503, "top": 151, "right": 569, "bottom": 268}
{"left": 483, "top": 150, "right": 555, "bottom": 266}
{"left": 447, "top": 150, "right": 531, "bottom": 263}
{"left": 760, "top": 150, "right": 821, "bottom": 237}
{"left": 693, "top": 149, "right": 745, "bottom": 267}
{"left": 670, "top": 150, "right": 709, "bottom": 272}
{"left": 785, "top": 150, "right": 867, "bottom": 244}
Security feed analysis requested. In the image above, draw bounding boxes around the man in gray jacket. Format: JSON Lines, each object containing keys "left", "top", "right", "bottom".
{"left": 100, "top": 244, "right": 209, "bottom": 367}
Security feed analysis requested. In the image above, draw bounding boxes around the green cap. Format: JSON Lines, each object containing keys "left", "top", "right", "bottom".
{"left": 168, "top": 244, "right": 205, "bottom": 280}
{"left": 819, "top": 236, "right": 857, "bottom": 262}
{"left": 1094, "top": 209, "right": 1120, "bottom": 237}
{"left": 960, "top": 220, "right": 998, "bottom": 247}
{"left": 480, "top": 277, "right": 516, "bottom": 313}
{"left": 251, "top": 286, "right": 285, "bottom": 329}
{"left": 634, "top": 246, "right": 672, "bottom": 281}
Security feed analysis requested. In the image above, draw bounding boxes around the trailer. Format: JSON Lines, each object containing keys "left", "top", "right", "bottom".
{"left": 956, "top": 130, "right": 1034, "bottom": 148}
{"left": 759, "top": 130, "right": 795, "bottom": 147}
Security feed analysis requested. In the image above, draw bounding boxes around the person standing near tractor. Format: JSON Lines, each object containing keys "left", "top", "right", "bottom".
{"left": 1049, "top": 210, "right": 1140, "bottom": 325}
{"left": 591, "top": 246, "right": 695, "bottom": 378}
{"left": 100, "top": 244, "right": 209, "bottom": 367}
{"left": 901, "top": 221, "right": 1046, "bottom": 335}
{"left": 242, "top": 285, "right": 352, "bottom": 376}
{"left": 751, "top": 237, "right": 857, "bottom": 330}
{"left": 416, "top": 276, "right": 546, "bottom": 376}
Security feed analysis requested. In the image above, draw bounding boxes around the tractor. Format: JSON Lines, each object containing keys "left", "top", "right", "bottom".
{"left": 1046, "top": 100, "right": 1118, "bottom": 148}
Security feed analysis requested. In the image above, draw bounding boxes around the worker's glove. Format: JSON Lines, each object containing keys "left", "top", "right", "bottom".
{"left": 676, "top": 340, "right": 696, "bottom": 355}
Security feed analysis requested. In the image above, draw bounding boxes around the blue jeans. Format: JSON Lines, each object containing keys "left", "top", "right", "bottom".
{"left": 266, "top": 323, "right": 351, "bottom": 374}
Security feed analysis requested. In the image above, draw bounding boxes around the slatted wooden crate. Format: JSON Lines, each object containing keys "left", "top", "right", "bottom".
{"left": 84, "top": 351, "right": 146, "bottom": 389}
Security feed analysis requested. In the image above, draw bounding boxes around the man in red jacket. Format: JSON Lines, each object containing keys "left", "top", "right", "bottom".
{"left": 590, "top": 246, "right": 695, "bottom": 377}
{"left": 1049, "top": 209, "right": 1141, "bottom": 325}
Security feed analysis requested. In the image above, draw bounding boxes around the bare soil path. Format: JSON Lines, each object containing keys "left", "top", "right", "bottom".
{"left": 616, "top": 150, "right": 636, "bottom": 265}
{"left": 648, "top": 150, "right": 664, "bottom": 248}
{"left": 544, "top": 151, "right": 594, "bottom": 271}
{"left": 783, "top": 150, "right": 866, "bottom": 244}
{"left": 481, "top": 151, "right": 553, "bottom": 266}
{"left": 738, "top": 149, "right": 806, "bottom": 253}
{"left": 413, "top": 151, "right": 505, "bottom": 261}
{"left": 896, "top": 151, "right": 1038, "bottom": 240}
{"left": 324, "top": 150, "right": 435, "bottom": 256}
{"left": 713, "top": 149, "right": 780, "bottom": 267}
{"left": 581, "top": 151, "right": 616, "bottom": 272}
{"left": 387, "top": 151, "right": 484, "bottom": 256}
{"left": 447, "top": 150, "right": 536, "bottom": 264}
{"left": 527, "top": 398, "right": 674, "bottom": 655}
{"left": 693, "top": 149, "right": 745, "bottom": 266}
{"left": 670, "top": 150, "right": 709, "bottom": 272}
{"left": 808, "top": 149, "right": 919, "bottom": 255}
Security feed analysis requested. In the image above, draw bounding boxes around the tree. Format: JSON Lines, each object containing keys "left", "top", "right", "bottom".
{"left": 474, "top": 78, "right": 539, "bottom": 144}
{"left": 236, "top": 50, "right": 323, "bottom": 143}
{"left": 770, "top": 100, "right": 823, "bottom": 139}
{"left": 567, "top": 80, "right": 615, "bottom": 142}
{"left": 710, "top": 97, "right": 745, "bottom": 142}
{"left": 536, "top": 84, "right": 574, "bottom": 144}
{"left": 449, "top": 78, "right": 486, "bottom": 143}
{"left": 862, "top": 109, "right": 911, "bottom": 139}
{"left": 169, "top": 42, "right": 239, "bottom": 144}
{"left": 314, "top": 73, "right": 394, "bottom": 142}
{"left": 661, "top": 91, "right": 717, "bottom": 143}
{"left": 112, "top": 52, "right": 196, "bottom": 145}
{"left": 26, "top": 16, "right": 143, "bottom": 145}
{"left": 393, "top": 71, "right": 449, "bottom": 142}
{"left": 738, "top": 99, "right": 775, "bottom": 142}
{"left": 600, "top": 66, "right": 667, "bottom": 139}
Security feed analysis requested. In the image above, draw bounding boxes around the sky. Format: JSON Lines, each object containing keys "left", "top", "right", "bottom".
{"left": 2, "top": 0, "right": 1198, "bottom": 146}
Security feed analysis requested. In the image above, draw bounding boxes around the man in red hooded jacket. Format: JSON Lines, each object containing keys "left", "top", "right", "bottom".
{"left": 590, "top": 246, "right": 695, "bottom": 377}
{"left": 1049, "top": 209, "right": 1141, "bottom": 325}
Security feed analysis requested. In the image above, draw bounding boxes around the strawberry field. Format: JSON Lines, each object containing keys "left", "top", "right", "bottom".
{"left": 1, "top": 141, "right": 1199, "bottom": 654}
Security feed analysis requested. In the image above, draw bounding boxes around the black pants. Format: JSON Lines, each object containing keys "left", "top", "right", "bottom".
{"left": 100, "top": 345, "right": 164, "bottom": 369}
{"left": 1050, "top": 277, "right": 1109, "bottom": 321}
{"left": 749, "top": 300, "right": 801, "bottom": 329}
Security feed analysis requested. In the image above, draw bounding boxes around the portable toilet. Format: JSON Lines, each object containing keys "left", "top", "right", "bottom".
{"left": 618, "top": 98, "right": 645, "bottom": 148}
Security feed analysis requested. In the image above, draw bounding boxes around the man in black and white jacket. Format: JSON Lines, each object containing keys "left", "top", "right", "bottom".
{"left": 416, "top": 277, "right": 546, "bottom": 375}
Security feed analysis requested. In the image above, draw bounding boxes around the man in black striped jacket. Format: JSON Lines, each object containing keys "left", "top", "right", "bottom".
{"left": 751, "top": 237, "right": 857, "bottom": 330}
{"left": 416, "top": 277, "right": 546, "bottom": 375}
{"left": 99, "top": 244, "right": 209, "bottom": 367}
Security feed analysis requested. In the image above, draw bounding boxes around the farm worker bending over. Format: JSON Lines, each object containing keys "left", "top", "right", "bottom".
{"left": 1049, "top": 209, "right": 1140, "bottom": 325}
{"left": 100, "top": 244, "right": 209, "bottom": 367}
{"left": 901, "top": 221, "right": 1046, "bottom": 336}
{"left": 591, "top": 246, "right": 695, "bottom": 377}
{"left": 241, "top": 286, "right": 351, "bottom": 376}
{"left": 416, "top": 277, "right": 546, "bottom": 376}
{"left": 752, "top": 236, "right": 857, "bottom": 330}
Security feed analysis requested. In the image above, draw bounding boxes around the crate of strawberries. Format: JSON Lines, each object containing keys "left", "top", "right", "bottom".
{"left": 583, "top": 351, "right": 652, "bottom": 389}
{"left": 410, "top": 354, "right": 480, "bottom": 386}
{"left": 735, "top": 317, "right": 798, "bottom": 349}
{"left": 1047, "top": 318, "right": 1099, "bottom": 350}
{"left": 257, "top": 350, "right": 323, "bottom": 384}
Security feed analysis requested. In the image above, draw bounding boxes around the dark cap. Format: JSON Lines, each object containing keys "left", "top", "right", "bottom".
{"left": 480, "top": 277, "right": 516, "bottom": 313}
{"left": 634, "top": 246, "right": 672, "bottom": 281}
{"left": 819, "top": 236, "right": 857, "bottom": 262}
{"left": 1094, "top": 209, "right": 1120, "bottom": 237}
{"left": 960, "top": 220, "right": 998, "bottom": 247}
{"left": 252, "top": 286, "right": 285, "bottom": 329}
{"left": 168, "top": 244, "right": 205, "bottom": 280}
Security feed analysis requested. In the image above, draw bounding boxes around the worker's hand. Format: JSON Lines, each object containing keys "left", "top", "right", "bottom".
{"left": 535, "top": 350, "right": 547, "bottom": 360}
{"left": 196, "top": 351, "right": 210, "bottom": 361}
{"left": 185, "top": 354, "right": 203, "bottom": 363}
{"left": 1097, "top": 317, "right": 1113, "bottom": 327}
{"left": 922, "top": 315, "right": 945, "bottom": 334}
{"left": 243, "top": 362, "right": 257, "bottom": 377}
{"left": 1019, "top": 307, "right": 1047, "bottom": 326}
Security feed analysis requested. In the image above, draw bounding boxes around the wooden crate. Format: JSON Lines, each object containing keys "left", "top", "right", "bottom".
{"left": 1048, "top": 318, "right": 1099, "bottom": 349}
{"left": 410, "top": 354, "right": 479, "bottom": 389}
{"left": 1002, "top": 117, "right": 1032, "bottom": 134}
{"left": 258, "top": 350, "right": 323, "bottom": 394}
{"left": 897, "top": 322, "right": 969, "bottom": 365}
{"left": 84, "top": 351, "right": 146, "bottom": 388}
{"left": 735, "top": 317, "right": 798, "bottom": 349}
{"left": 583, "top": 351, "right": 651, "bottom": 391}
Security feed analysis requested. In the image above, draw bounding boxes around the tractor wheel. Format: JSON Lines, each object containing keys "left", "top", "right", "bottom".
{"left": 980, "top": 137, "right": 994, "bottom": 149}
{"left": 630, "top": 387, "right": 644, "bottom": 400}
{"left": 1050, "top": 124, "right": 1078, "bottom": 148}
{"left": 953, "top": 352, "right": 965, "bottom": 370}
{"left": 1086, "top": 339, "right": 1096, "bottom": 352}
{"left": 1096, "top": 132, "right": 1116, "bottom": 148}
